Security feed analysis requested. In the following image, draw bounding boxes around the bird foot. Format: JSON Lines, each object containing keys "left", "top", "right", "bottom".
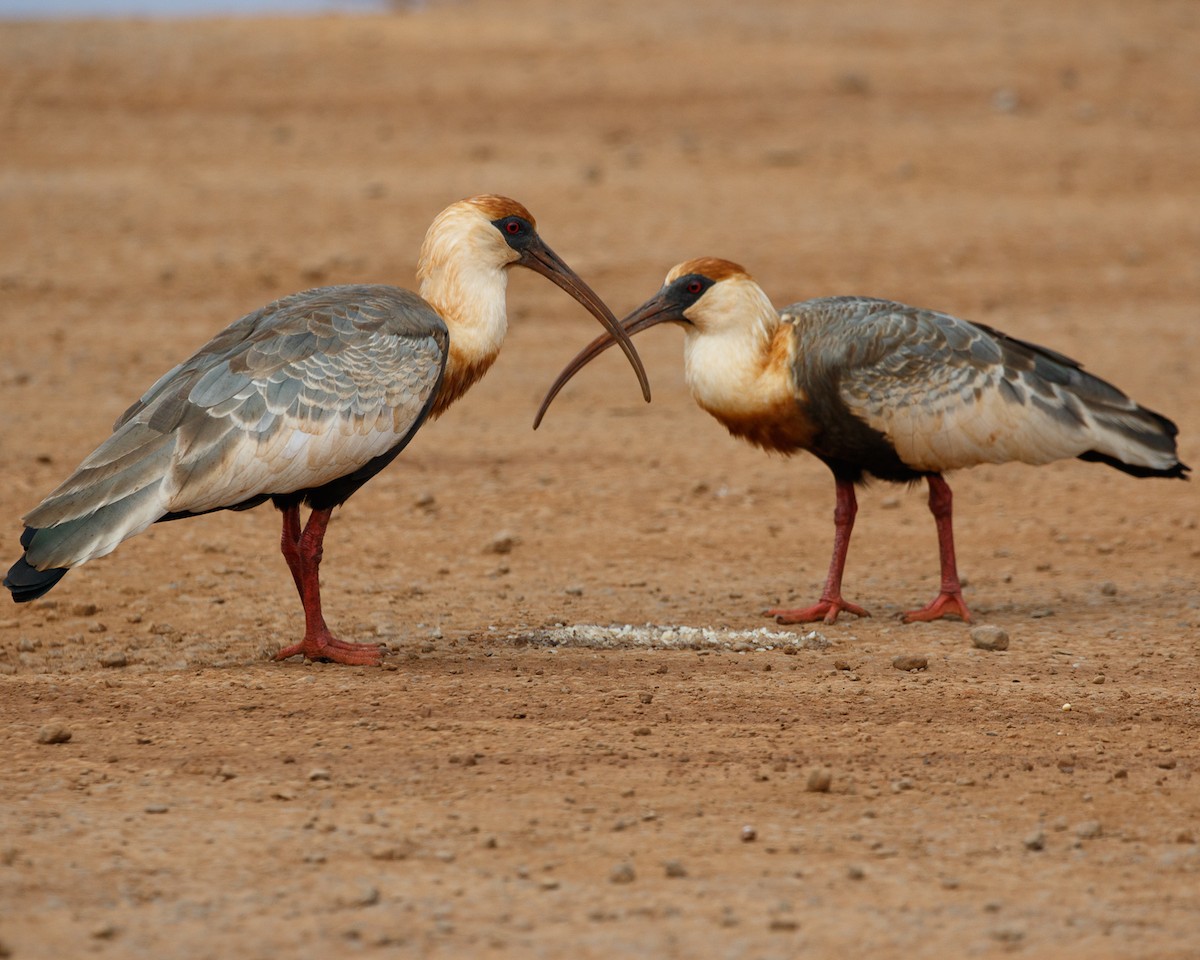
{"left": 274, "top": 633, "right": 384, "bottom": 666}
{"left": 765, "top": 598, "right": 871, "bottom": 625}
{"left": 902, "top": 591, "right": 972, "bottom": 624}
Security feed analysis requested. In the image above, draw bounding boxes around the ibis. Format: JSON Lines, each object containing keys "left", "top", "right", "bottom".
{"left": 5, "top": 196, "right": 650, "bottom": 664}
{"left": 536, "top": 257, "right": 1188, "bottom": 624}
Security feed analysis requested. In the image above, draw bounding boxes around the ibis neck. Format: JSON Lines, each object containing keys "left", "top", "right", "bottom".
{"left": 682, "top": 296, "right": 791, "bottom": 422}
{"left": 418, "top": 257, "right": 510, "bottom": 417}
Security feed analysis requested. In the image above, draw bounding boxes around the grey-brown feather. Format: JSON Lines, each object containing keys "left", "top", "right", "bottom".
{"left": 785, "top": 297, "right": 1186, "bottom": 479}
{"left": 22, "top": 284, "right": 449, "bottom": 571}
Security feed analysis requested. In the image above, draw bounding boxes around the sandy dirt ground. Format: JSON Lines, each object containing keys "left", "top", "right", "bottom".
{"left": 1, "top": 1, "right": 1198, "bottom": 956}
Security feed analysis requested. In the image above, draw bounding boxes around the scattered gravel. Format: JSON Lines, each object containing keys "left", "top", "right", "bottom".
{"left": 971, "top": 626, "right": 1010, "bottom": 651}
{"left": 510, "top": 624, "right": 829, "bottom": 652}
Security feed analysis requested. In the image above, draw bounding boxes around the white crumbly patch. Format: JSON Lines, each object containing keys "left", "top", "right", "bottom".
{"left": 506, "top": 623, "right": 830, "bottom": 652}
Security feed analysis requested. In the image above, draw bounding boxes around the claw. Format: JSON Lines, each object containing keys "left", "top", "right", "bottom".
{"left": 274, "top": 633, "right": 384, "bottom": 666}
{"left": 765, "top": 598, "right": 872, "bottom": 625}
{"left": 902, "top": 590, "right": 972, "bottom": 624}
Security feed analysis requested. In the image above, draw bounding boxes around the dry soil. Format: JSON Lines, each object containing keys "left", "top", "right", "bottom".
{"left": 1, "top": 1, "right": 1198, "bottom": 957}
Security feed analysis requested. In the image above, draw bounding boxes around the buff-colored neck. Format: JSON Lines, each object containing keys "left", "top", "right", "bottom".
{"left": 417, "top": 206, "right": 513, "bottom": 416}
{"left": 682, "top": 277, "right": 791, "bottom": 420}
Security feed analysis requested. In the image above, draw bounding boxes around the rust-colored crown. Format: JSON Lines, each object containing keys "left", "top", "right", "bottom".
{"left": 464, "top": 195, "right": 537, "bottom": 226}
{"left": 667, "top": 257, "right": 751, "bottom": 284}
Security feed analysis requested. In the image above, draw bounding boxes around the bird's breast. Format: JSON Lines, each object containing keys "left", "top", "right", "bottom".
{"left": 431, "top": 347, "right": 500, "bottom": 417}
{"left": 701, "top": 393, "right": 818, "bottom": 454}
{"left": 687, "top": 325, "right": 816, "bottom": 454}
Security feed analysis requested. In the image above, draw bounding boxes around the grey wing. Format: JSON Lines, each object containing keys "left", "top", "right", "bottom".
{"left": 23, "top": 285, "right": 448, "bottom": 569}
{"left": 789, "top": 297, "right": 1176, "bottom": 473}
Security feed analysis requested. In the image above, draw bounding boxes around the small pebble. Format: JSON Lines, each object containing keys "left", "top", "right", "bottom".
{"left": 992, "top": 87, "right": 1021, "bottom": 113}
{"left": 1023, "top": 828, "right": 1045, "bottom": 851}
{"left": 342, "top": 883, "right": 380, "bottom": 908}
{"left": 609, "top": 862, "right": 636, "bottom": 884}
{"left": 144, "top": 804, "right": 169, "bottom": 815}
{"left": 309, "top": 769, "right": 332, "bottom": 781}
{"left": 1075, "top": 820, "right": 1102, "bottom": 840}
{"left": 892, "top": 654, "right": 927, "bottom": 672}
{"left": 970, "top": 625, "right": 1009, "bottom": 651}
{"left": 1092, "top": 675, "right": 1106, "bottom": 685}
{"left": 768, "top": 917, "right": 799, "bottom": 931}
{"left": 484, "top": 532, "right": 518, "bottom": 555}
{"left": 37, "top": 723, "right": 72, "bottom": 745}
{"left": 663, "top": 859, "right": 687, "bottom": 878}
{"left": 805, "top": 768, "right": 833, "bottom": 793}
{"left": 100, "top": 651, "right": 127, "bottom": 668}
{"left": 846, "top": 864, "right": 865, "bottom": 880}
{"left": 565, "top": 585, "right": 584, "bottom": 597}
{"left": 741, "top": 825, "right": 757, "bottom": 842}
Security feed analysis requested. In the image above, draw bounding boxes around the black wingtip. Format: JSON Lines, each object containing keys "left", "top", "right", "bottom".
{"left": 5, "top": 528, "right": 70, "bottom": 603}
{"left": 1077, "top": 451, "right": 1191, "bottom": 480}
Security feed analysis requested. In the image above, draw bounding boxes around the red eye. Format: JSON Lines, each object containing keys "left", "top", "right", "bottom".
{"left": 686, "top": 280, "right": 703, "bottom": 294}
{"left": 505, "top": 220, "right": 522, "bottom": 235}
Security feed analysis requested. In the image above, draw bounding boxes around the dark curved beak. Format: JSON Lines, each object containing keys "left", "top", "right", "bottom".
{"left": 519, "top": 238, "right": 651, "bottom": 407}
{"left": 533, "top": 287, "right": 682, "bottom": 429}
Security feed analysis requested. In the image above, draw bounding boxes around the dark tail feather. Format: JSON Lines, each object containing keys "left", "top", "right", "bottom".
{"left": 4, "top": 528, "right": 70, "bottom": 603}
{"left": 1077, "top": 450, "right": 1191, "bottom": 480}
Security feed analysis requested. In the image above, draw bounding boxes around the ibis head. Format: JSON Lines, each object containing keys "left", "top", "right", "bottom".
{"left": 417, "top": 196, "right": 650, "bottom": 405}
{"left": 534, "top": 258, "right": 769, "bottom": 427}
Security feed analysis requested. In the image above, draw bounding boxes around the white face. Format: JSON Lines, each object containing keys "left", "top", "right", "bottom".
{"left": 680, "top": 276, "right": 773, "bottom": 338}
{"left": 440, "top": 201, "right": 524, "bottom": 271}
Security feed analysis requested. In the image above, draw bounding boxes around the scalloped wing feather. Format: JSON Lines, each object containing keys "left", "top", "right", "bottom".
{"left": 789, "top": 298, "right": 1180, "bottom": 475}
{"left": 23, "top": 285, "right": 448, "bottom": 569}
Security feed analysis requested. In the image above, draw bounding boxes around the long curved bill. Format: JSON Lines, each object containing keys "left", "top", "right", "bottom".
{"left": 533, "top": 288, "right": 679, "bottom": 429}
{"left": 519, "top": 238, "right": 651, "bottom": 406}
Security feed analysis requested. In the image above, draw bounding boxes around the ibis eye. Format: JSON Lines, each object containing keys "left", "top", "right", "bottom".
{"left": 505, "top": 219, "right": 522, "bottom": 235}
{"left": 686, "top": 279, "right": 703, "bottom": 294}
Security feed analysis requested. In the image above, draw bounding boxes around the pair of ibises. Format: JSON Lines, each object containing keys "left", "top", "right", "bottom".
{"left": 4, "top": 196, "right": 1189, "bottom": 666}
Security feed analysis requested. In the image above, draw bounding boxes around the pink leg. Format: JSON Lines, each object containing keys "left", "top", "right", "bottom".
{"left": 765, "top": 478, "right": 871, "bottom": 625}
{"left": 279, "top": 503, "right": 304, "bottom": 600}
{"left": 273, "top": 507, "right": 384, "bottom": 666}
{"left": 903, "top": 474, "right": 972, "bottom": 623}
